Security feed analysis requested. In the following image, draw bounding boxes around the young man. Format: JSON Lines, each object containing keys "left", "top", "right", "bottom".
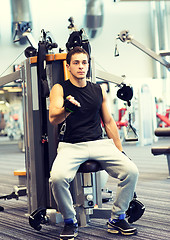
{"left": 49, "top": 46, "right": 139, "bottom": 240}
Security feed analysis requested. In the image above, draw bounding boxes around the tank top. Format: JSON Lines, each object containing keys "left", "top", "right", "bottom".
{"left": 59, "top": 79, "right": 103, "bottom": 143}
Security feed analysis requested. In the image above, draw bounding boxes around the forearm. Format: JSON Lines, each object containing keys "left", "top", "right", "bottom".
{"left": 49, "top": 107, "right": 71, "bottom": 125}
{"left": 100, "top": 86, "right": 123, "bottom": 151}
{"left": 104, "top": 120, "right": 123, "bottom": 151}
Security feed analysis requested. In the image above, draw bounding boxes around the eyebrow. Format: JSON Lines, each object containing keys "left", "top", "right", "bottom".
{"left": 72, "top": 59, "right": 88, "bottom": 63}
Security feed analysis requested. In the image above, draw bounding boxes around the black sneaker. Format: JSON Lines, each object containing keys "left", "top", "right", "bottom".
{"left": 60, "top": 222, "right": 78, "bottom": 240}
{"left": 107, "top": 218, "right": 137, "bottom": 236}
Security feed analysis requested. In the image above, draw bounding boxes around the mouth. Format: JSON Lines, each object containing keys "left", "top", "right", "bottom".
{"left": 77, "top": 72, "right": 85, "bottom": 74}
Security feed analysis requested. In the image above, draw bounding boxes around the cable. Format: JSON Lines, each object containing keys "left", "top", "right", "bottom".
{"left": 0, "top": 50, "right": 25, "bottom": 77}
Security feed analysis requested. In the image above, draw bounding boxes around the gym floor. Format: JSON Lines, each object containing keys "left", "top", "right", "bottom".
{"left": 0, "top": 136, "right": 170, "bottom": 240}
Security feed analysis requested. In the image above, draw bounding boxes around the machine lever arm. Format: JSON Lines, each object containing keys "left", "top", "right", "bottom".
{"left": 117, "top": 30, "right": 170, "bottom": 71}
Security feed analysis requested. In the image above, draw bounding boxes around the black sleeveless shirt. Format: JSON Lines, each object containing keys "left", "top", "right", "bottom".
{"left": 60, "top": 80, "right": 103, "bottom": 143}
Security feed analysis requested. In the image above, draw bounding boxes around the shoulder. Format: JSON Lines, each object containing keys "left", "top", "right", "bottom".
{"left": 100, "top": 84, "right": 107, "bottom": 102}
{"left": 50, "top": 83, "right": 63, "bottom": 98}
{"left": 84, "top": 81, "right": 103, "bottom": 106}
{"left": 88, "top": 81, "right": 102, "bottom": 91}
{"left": 51, "top": 83, "right": 63, "bottom": 91}
{"left": 52, "top": 80, "right": 70, "bottom": 89}
{"left": 87, "top": 81, "right": 103, "bottom": 100}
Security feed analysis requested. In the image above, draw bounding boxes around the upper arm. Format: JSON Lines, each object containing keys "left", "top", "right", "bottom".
{"left": 100, "top": 85, "right": 122, "bottom": 150}
{"left": 49, "top": 83, "right": 72, "bottom": 125}
{"left": 100, "top": 85, "right": 113, "bottom": 125}
{"left": 49, "top": 84, "right": 64, "bottom": 123}
{"left": 49, "top": 84, "right": 64, "bottom": 110}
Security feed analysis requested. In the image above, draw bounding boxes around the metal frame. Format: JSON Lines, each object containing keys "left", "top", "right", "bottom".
{"left": 0, "top": 70, "right": 22, "bottom": 87}
{"left": 117, "top": 30, "right": 170, "bottom": 70}
{"left": 23, "top": 58, "right": 49, "bottom": 213}
{"left": 96, "top": 69, "right": 124, "bottom": 85}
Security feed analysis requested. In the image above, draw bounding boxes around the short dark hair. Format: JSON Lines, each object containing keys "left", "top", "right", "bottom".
{"left": 66, "top": 46, "right": 89, "bottom": 65}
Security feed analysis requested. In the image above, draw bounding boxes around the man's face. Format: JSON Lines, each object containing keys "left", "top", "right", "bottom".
{"left": 67, "top": 53, "right": 89, "bottom": 80}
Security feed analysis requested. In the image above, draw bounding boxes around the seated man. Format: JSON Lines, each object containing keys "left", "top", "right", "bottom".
{"left": 49, "top": 46, "right": 139, "bottom": 240}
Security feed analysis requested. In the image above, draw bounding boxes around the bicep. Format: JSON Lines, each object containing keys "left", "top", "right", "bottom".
{"left": 49, "top": 84, "right": 64, "bottom": 110}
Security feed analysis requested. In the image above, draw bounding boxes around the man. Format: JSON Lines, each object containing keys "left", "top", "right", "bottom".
{"left": 49, "top": 46, "right": 139, "bottom": 240}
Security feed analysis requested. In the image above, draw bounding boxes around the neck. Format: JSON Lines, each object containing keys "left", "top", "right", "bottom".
{"left": 69, "top": 76, "right": 87, "bottom": 88}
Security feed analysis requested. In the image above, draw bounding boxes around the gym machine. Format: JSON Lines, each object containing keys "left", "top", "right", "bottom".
{"left": 0, "top": 27, "right": 144, "bottom": 228}
{"left": 27, "top": 67, "right": 143, "bottom": 231}
{"left": 27, "top": 26, "right": 144, "bottom": 230}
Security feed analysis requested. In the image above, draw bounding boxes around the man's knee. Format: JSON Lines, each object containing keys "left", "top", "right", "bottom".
{"left": 127, "top": 163, "right": 139, "bottom": 181}
{"left": 50, "top": 170, "right": 65, "bottom": 185}
{"left": 50, "top": 169, "right": 74, "bottom": 187}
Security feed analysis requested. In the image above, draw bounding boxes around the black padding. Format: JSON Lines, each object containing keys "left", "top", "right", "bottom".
{"left": 78, "top": 160, "right": 102, "bottom": 173}
{"left": 29, "top": 207, "right": 47, "bottom": 231}
{"left": 126, "top": 199, "right": 145, "bottom": 224}
{"left": 66, "top": 31, "right": 82, "bottom": 51}
{"left": 154, "top": 128, "right": 170, "bottom": 137}
{"left": 151, "top": 146, "right": 170, "bottom": 155}
{"left": 24, "top": 46, "right": 37, "bottom": 58}
{"left": 0, "top": 206, "right": 4, "bottom": 211}
{"left": 117, "top": 85, "right": 133, "bottom": 102}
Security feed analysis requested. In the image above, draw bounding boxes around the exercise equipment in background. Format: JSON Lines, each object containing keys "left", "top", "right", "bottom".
{"left": 10, "top": 0, "right": 32, "bottom": 45}
{"left": 116, "top": 30, "right": 170, "bottom": 71}
{"left": 116, "top": 85, "right": 138, "bottom": 142}
{"left": 116, "top": 108, "right": 128, "bottom": 130}
{"left": 124, "top": 110, "right": 138, "bottom": 142}
{"left": 156, "top": 109, "right": 170, "bottom": 127}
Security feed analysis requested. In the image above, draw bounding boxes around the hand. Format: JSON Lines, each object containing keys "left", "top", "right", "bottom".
{"left": 64, "top": 95, "right": 81, "bottom": 113}
{"left": 66, "top": 95, "right": 81, "bottom": 107}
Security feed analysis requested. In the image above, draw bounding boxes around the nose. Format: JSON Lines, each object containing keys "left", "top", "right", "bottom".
{"left": 78, "top": 62, "right": 84, "bottom": 68}
{"left": 79, "top": 63, "right": 83, "bottom": 68}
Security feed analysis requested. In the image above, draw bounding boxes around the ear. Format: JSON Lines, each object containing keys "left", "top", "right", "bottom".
{"left": 66, "top": 63, "right": 70, "bottom": 72}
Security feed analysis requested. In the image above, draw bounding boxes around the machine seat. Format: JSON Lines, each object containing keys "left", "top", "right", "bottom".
{"left": 78, "top": 160, "right": 102, "bottom": 173}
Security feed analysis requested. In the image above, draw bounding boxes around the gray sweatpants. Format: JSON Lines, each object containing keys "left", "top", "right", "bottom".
{"left": 50, "top": 139, "right": 139, "bottom": 222}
